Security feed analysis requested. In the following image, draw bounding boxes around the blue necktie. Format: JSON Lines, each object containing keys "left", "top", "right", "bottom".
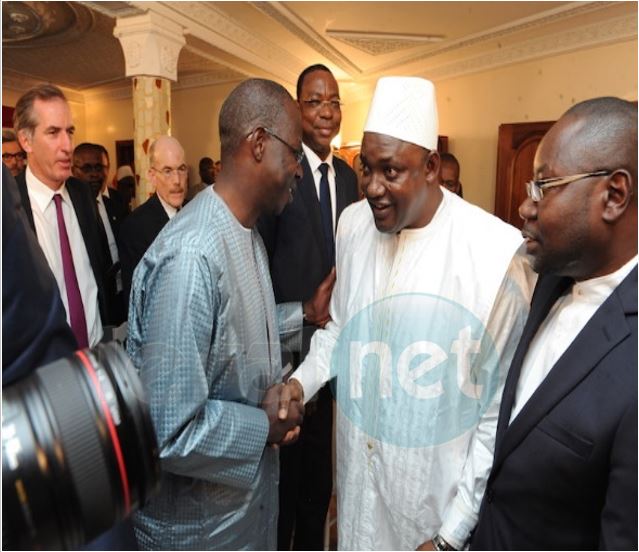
{"left": 318, "top": 163, "right": 335, "bottom": 265}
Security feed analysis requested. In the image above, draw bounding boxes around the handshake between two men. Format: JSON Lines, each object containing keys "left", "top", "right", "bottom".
{"left": 261, "top": 380, "right": 305, "bottom": 448}
{"left": 261, "top": 267, "right": 336, "bottom": 448}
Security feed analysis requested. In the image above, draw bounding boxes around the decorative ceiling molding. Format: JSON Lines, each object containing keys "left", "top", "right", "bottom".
{"left": 422, "top": 14, "right": 636, "bottom": 83}
{"left": 368, "top": 1, "right": 616, "bottom": 76}
{"left": 249, "top": 2, "right": 361, "bottom": 75}
{"left": 57, "top": 70, "right": 245, "bottom": 102}
{"left": 2, "top": 70, "right": 86, "bottom": 103}
{"left": 181, "top": 42, "right": 253, "bottom": 81}
{"left": 77, "top": 1, "right": 145, "bottom": 19}
{"left": 173, "top": 71, "right": 245, "bottom": 91}
{"left": 326, "top": 30, "right": 444, "bottom": 56}
{"left": 2, "top": 71, "right": 43, "bottom": 92}
{"left": 129, "top": 1, "right": 304, "bottom": 85}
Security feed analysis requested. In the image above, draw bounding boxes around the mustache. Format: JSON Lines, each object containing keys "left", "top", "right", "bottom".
{"left": 521, "top": 227, "right": 539, "bottom": 241}
{"left": 368, "top": 200, "right": 392, "bottom": 209}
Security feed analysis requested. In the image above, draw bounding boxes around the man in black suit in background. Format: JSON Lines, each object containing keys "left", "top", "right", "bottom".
{"left": 73, "top": 142, "right": 128, "bottom": 325}
{"left": 259, "top": 64, "right": 359, "bottom": 550}
{"left": 13, "top": 84, "right": 108, "bottom": 348}
{"left": 96, "top": 144, "right": 130, "bottom": 224}
{"left": 470, "top": 97, "right": 637, "bottom": 550}
{"left": 119, "top": 135, "right": 187, "bottom": 303}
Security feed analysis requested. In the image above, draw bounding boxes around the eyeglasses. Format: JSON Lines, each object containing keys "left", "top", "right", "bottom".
{"left": 2, "top": 152, "right": 26, "bottom": 161}
{"left": 525, "top": 170, "right": 611, "bottom": 202}
{"left": 263, "top": 127, "right": 305, "bottom": 164}
{"left": 151, "top": 165, "right": 188, "bottom": 178}
{"left": 74, "top": 163, "right": 107, "bottom": 173}
{"left": 301, "top": 99, "right": 343, "bottom": 111}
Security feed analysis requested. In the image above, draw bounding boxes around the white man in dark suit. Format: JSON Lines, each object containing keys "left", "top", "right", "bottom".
{"left": 258, "top": 64, "right": 360, "bottom": 550}
{"left": 119, "top": 135, "right": 187, "bottom": 302}
{"left": 14, "top": 84, "right": 108, "bottom": 349}
{"left": 470, "top": 97, "right": 637, "bottom": 550}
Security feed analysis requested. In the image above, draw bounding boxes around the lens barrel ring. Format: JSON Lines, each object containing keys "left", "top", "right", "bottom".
{"left": 2, "top": 342, "right": 160, "bottom": 550}
{"left": 37, "top": 356, "right": 117, "bottom": 539}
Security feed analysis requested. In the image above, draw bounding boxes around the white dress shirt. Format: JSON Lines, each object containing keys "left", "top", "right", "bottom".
{"left": 510, "top": 255, "right": 638, "bottom": 423}
{"left": 96, "top": 189, "right": 122, "bottom": 292}
{"left": 157, "top": 193, "right": 179, "bottom": 220}
{"left": 25, "top": 166, "right": 103, "bottom": 346}
{"left": 302, "top": 143, "right": 337, "bottom": 234}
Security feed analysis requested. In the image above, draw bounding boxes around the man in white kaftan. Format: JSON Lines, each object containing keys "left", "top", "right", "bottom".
{"left": 127, "top": 80, "right": 312, "bottom": 550}
{"left": 285, "top": 77, "right": 536, "bottom": 550}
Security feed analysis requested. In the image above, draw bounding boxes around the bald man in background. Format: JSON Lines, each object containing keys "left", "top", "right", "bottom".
{"left": 119, "top": 136, "right": 187, "bottom": 302}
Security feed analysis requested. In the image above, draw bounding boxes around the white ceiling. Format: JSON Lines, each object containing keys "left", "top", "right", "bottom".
{"left": 2, "top": 1, "right": 636, "bottom": 97}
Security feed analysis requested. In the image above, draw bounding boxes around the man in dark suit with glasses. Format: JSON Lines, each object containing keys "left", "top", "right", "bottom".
{"left": 119, "top": 135, "right": 187, "bottom": 303}
{"left": 2, "top": 130, "right": 27, "bottom": 177}
{"left": 471, "top": 96, "right": 637, "bottom": 550}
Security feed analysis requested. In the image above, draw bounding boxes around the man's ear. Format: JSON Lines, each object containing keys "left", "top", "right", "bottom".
{"left": 17, "top": 129, "right": 32, "bottom": 154}
{"left": 147, "top": 168, "right": 156, "bottom": 191}
{"left": 425, "top": 150, "right": 441, "bottom": 183}
{"left": 249, "top": 128, "right": 266, "bottom": 162}
{"left": 602, "top": 170, "right": 633, "bottom": 223}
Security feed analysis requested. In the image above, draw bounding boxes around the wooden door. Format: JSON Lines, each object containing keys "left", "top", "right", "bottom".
{"left": 495, "top": 121, "right": 554, "bottom": 228}
{"left": 115, "top": 139, "right": 135, "bottom": 174}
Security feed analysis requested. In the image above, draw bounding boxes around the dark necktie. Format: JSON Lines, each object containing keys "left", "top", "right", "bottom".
{"left": 319, "top": 163, "right": 335, "bottom": 265}
{"left": 53, "top": 194, "right": 89, "bottom": 348}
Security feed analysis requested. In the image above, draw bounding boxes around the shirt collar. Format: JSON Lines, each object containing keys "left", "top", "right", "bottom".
{"left": 25, "top": 165, "right": 70, "bottom": 212}
{"left": 102, "top": 185, "right": 111, "bottom": 199}
{"left": 397, "top": 187, "right": 450, "bottom": 240}
{"left": 302, "top": 143, "right": 334, "bottom": 176}
{"left": 157, "top": 193, "right": 178, "bottom": 219}
{"left": 572, "top": 255, "right": 638, "bottom": 303}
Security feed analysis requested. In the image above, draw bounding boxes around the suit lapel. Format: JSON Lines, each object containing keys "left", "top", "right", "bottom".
{"left": 16, "top": 172, "right": 36, "bottom": 233}
{"left": 494, "top": 275, "right": 572, "bottom": 450}
{"left": 334, "top": 160, "right": 351, "bottom": 220}
{"left": 66, "top": 178, "right": 104, "bottom": 283}
{"left": 103, "top": 195, "right": 116, "bottom": 223}
{"left": 66, "top": 179, "right": 94, "bottom": 246}
{"left": 493, "top": 268, "right": 636, "bottom": 474}
{"left": 149, "top": 193, "right": 170, "bottom": 228}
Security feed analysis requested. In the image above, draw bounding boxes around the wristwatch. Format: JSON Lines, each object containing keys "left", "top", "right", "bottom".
{"left": 433, "top": 534, "right": 456, "bottom": 551}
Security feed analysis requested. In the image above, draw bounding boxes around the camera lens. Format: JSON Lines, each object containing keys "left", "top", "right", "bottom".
{"left": 2, "top": 343, "right": 160, "bottom": 550}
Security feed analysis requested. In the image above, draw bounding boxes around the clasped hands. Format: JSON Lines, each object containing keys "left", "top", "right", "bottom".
{"left": 261, "top": 378, "right": 305, "bottom": 448}
{"left": 262, "top": 267, "right": 334, "bottom": 447}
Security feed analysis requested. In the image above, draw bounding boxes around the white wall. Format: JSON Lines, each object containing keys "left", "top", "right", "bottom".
{"left": 338, "top": 39, "right": 638, "bottom": 211}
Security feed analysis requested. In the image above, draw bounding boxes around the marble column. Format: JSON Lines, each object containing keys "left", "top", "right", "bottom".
{"left": 114, "top": 13, "right": 185, "bottom": 204}
{"left": 130, "top": 76, "right": 171, "bottom": 203}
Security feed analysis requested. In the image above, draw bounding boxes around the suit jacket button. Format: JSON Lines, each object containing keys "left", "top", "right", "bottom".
{"left": 487, "top": 489, "right": 494, "bottom": 503}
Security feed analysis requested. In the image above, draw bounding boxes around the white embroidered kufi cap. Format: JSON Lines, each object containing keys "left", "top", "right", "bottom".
{"left": 116, "top": 165, "right": 134, "bottom": 180}
{"left": 363, "top": 76, "right": 439, "bottom": 150}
